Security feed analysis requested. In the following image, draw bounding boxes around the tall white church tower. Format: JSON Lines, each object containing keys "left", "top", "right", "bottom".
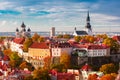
{"left": 85, "top": 11, "right": 92, "bottom": 35}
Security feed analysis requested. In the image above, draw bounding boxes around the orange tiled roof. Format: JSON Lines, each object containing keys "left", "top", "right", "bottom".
{"left": 13, "top": 38, "right": 25, "bottom": 44}
{"left": 30, "top": 42, "right": 49, "bottom": 49}
{"left": 112, "top": 36, "right": 120, "bottom": 41}
{"left": 72, "top": 43, "right": 109, "bottom": 49}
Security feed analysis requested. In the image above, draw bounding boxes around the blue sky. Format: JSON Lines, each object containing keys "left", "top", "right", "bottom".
{"left": 0, "top": 0, "right": 120, "bottom": 32}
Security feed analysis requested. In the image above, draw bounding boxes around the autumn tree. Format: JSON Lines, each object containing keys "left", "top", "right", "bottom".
{"left": 24, "top": 75, "right": 33, "bottom": 80}
{"left": 33, "top": 68, "right": 51, "bottom": 80}
{"left": 99, "top": 63, "right": 118, "bottom": 74}
{"left": 63, "top": 34, "right": 71, "bottom": 39}
{"left": 38, "top": 36, "right": 45, "bottom": 42}
{"left": 19, "top": 61, "right": 34, "bottom": 71}
{"left": 9, "top": 60, "right": 18, "bottom": 68}
{"left": 60, "top": 52, "right": 71, "bottom": 69}
{"left": 32, "top": 33, "right": 40, "bottom": 42}
{"left": 57, "top": 34, "right": 63, "bottom": 38}
{"left": 103, "top": 38, "right": 119, "bottom": 53}
{"left": 74, "top": 36, "right": 82, "bottom": 42}
{"left": 96, "top": 34, "right": 108, "bottom": 39}
{"left": 88, "top": 74, "right": 98, "bottom": 80}
{"left": 23, "top": 38, "right": 33, "bottom": 52}
{"left": 100, "top": 73, "right": 117, "bottom": 80}
{"left": 51, "top": 63, "right": 64, "bottom": 72}
{"left": 9, "top": 52, "right": 23, "bottom": 68}
{"left": 43, "top": 56, "right": 51, "bottom": 70}
{"left": 3, "top": 49, "right": 12, "bottom": 56}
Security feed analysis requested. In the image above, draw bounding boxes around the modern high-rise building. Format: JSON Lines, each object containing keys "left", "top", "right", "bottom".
{"left": 50, "top": 27, "right": 55, "bottom": 37}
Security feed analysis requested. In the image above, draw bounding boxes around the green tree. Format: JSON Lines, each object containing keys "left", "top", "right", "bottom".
{"left": 10, "top": 52, "right": 21, "bottom": 60}
{"left": 9, "top": 52, "right": 23, "bottom": 68}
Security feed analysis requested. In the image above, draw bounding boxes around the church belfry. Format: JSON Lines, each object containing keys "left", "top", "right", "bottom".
{"left": 85, "top": 11, "right": 92, "bottom": 35}
{"left": 15, "top": 22, "right": 31, "bottom": 38}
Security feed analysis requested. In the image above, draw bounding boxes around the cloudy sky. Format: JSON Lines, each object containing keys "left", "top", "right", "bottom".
{"left": 0, "top": 0, "right": 120, "bottom": 32}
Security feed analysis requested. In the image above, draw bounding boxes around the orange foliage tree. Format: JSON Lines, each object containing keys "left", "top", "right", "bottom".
{"left": 88, "top": 74, "right": 98, "bottom": 80}
{"left": 32, "top": 33, "right": 40, "bottom": 42}
{"left": 74, "top": 36, "right": 82, "bottom": 42}
{"left": 100, "top": 73, "right": 117, "bottom": 80}
{"left": 63, "top": 34, "right": 71, "bottom": 39}
{"left": 23, "top": 38, "right": 33, "bottom": 52}
{"left": 99, "top": 63, "right": 117, "bottom": 74}
{"left": 38, "top": 36, "right": 45, "bottom": 42}
{"left": 19, "top": 61, "right": 34, "bottom": 71}
{"left": 60, "top": 52, "right": 71, "bottom": 69}
{"left": 43, "top": 56, "right": 51, "bottom": 70}
{"left": 3, "top": 49, "right": 12, "bottom": 56}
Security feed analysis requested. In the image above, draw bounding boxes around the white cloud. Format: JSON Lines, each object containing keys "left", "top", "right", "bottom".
{"left": 0, "top": 1, "right": 14, "bottom": 10}
{"left": 1, "top": 20, "right": 7, "bottom": 26}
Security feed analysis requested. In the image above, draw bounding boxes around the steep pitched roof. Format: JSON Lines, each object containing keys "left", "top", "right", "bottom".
{"left": 13, "top": 38, "right": 25, "bottom": 44}
{"left": 76, "top": 31, "right": 88, "bottom": 35}
{"left": 30, "top": 42, "right": 49, "bottom": 49}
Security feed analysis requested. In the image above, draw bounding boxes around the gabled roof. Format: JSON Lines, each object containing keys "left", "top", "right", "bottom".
{"left": 13, "top": 38, "right": 25, "bottom": 44}
{"left": 30, "top": 42, "right": 49, "bottom": 49}
{"left": 112, "top": 36, "right": 120, "bottom": 41}
{"left": 75, "top": 30, "right": 88, "bottom": 35}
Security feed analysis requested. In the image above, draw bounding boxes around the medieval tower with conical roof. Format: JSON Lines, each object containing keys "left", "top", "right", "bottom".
{"left": 16, "top": 22, "right": 31, "bottom": 38}
{"left": 85, "top": 11, "right": 92, "bottom": 35}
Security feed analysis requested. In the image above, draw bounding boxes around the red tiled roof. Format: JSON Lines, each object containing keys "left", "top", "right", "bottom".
{"left": 81, "top": 63, "right": 91, "bottom": 71}
{"left": 30, "top": 42, "right": 49, "bottom": 49}
{"left": 71, "top": 43, "right": 109, "bottom": 49}
{"left": 0, "top": 71, "right": 3, "bottom": 76}
{"left": 3, "top": 55, "right": 10, "bottom": 61}
{"left": 80, "top": 39, "right": 89, "bottom": 43}
{"left": 57, "top": 73, "right": 75, "bottom": 80}
{"left": 87, "top": 44, "right": 109, "bottom": 49}
{"left": 112, "top": 36, "right": 120, "bottom": 41}
{"left": 13, "top": 38, "right": 25, "bottom": 44}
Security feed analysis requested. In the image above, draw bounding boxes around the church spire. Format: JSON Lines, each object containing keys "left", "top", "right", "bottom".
{"left": 85, "top": 10, "right": 91, "bottom": 30}
{"left": 87, "top": 10, "right": 90, "bottom": 23}
{"left": 85, "top": 10, "right": 92, "bottom": 35}
{"left": 21, "top": 22, "right": 26, "bottom": 28}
